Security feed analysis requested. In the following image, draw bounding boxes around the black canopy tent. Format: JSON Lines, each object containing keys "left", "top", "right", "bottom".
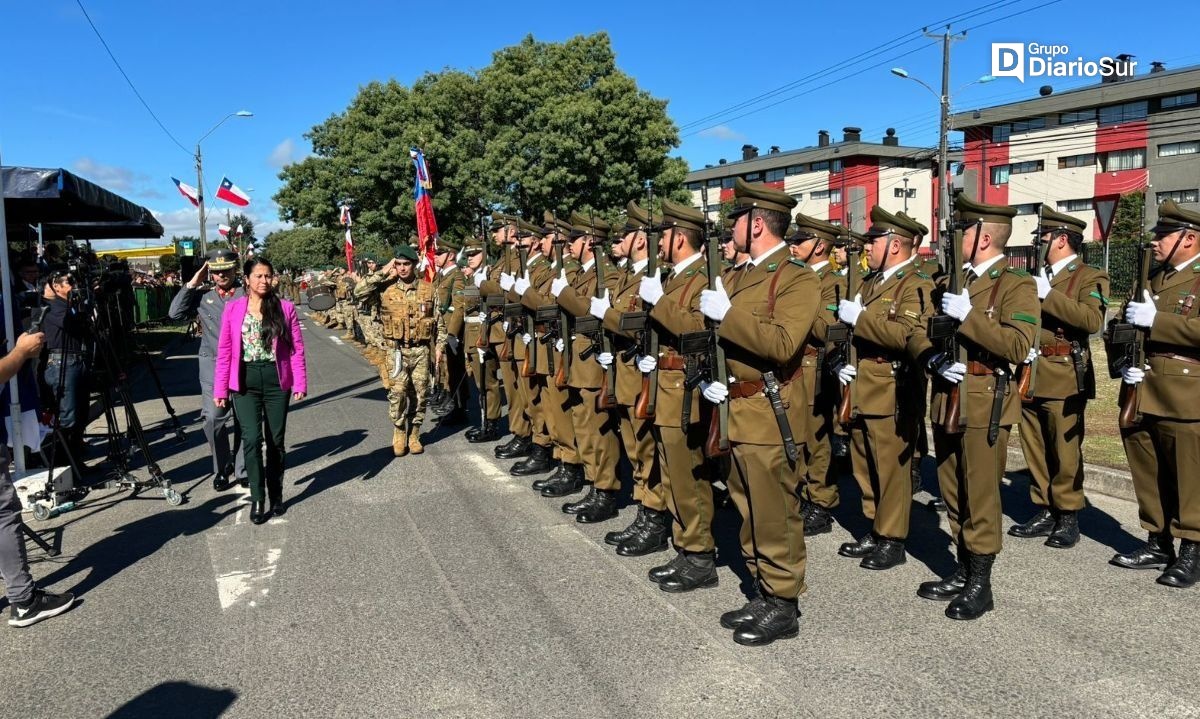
{"left": 2, "top": 166, "right": 165, "bottom": 241}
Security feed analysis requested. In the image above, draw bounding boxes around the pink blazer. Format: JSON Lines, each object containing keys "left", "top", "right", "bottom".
{"left": 213, "top": 297, "right": 308, "bottom": 400}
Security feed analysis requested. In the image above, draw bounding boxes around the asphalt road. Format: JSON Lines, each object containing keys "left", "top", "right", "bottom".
{"left": 5, "top": 317, "right": 1199, "bottom": 719}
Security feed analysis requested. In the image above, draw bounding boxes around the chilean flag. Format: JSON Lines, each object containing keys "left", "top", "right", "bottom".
{"left": 172, "top": 177, "right": 200, "bottom": 207}
{"left": 339, "top": 203, "right": 354, "bottom": 270}
{"left": 410, "top": 148, "right": 439, "bottom": 281}
{"left": 216, "top": 176, "right": 251, "bottom": 207}
{"left": 218, "top": 224, "right": 232, "bottom": 237}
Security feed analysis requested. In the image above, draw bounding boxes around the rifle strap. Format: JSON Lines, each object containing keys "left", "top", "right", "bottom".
{"left": 985, "top": 272, "right": 1005, "bottom": 319}
{"left": 765, "top": 266, "right": 786, "bottom": 318}
{"left": 887, "top": 274, "right": 916, "bottom": 321}
{"left": 678, "top": 272, "right": 704, "bottom": 308}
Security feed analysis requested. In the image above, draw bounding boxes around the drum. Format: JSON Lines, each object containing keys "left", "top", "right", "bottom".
{"left": 307, "top": 287, "right": 336, "bottom": 311}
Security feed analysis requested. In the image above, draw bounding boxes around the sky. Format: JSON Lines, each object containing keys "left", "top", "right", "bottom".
{"left": 3, "top": 0, "right": 1198, "bottom": 249}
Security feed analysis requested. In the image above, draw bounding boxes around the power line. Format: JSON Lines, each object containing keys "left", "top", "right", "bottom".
{"left": 74, "top": 0, "right": 190, "bottom": 156}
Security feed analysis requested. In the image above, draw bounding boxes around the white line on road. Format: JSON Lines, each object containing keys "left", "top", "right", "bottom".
{"left": 465, "top": 453, "right": 514, "bottom": 483}
{"left": 330, "top": 337, "right": 345, "bottom": 346}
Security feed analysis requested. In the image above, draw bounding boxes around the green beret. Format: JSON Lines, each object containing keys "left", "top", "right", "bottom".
{"left": 542, "top": 210, "right": 574, "bottom": 237}
{"left": 659, "top": 199, "right": 705, "bottom": 234}
{"left": 895, "top": 211, "right": 929, "bottom": 239}
{"left": 437, "top": 235, "right": 463, "bottom": 252}
{"left": 394, "top": 244, "right": 418, "bottom": 262}
{"left": 954, "top": 194, "right": 1018, "bottom": 226}
{"left": 1033, "top": 205, "right": 1087, "bottom": 236}
{"left": 789, "top": 212, "right": 841, "bottom": 244}
{"left": 727, "top": 177, "right": 798, "bottom": 218}
{"left": 864, "top": 205, "right": 916, "bottom": 240}
{"left": 569, "top": 211, "right": 610, "bottom": 239}
{"left": 1154, "top": 199, "right": 1200, "bottom": 234}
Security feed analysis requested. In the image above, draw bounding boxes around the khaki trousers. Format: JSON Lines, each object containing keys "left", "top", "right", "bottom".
{"left": 850, "top": 414, "right": 916, "bottom": 541}
{"left": 654, "top": 423, "right": 714, "bottom": 553}
{"left": 617, "top": 406, "right": 665, "bottom": 512}
{"left": 1122, "top": 416, "right": 1200, "bottom": 542}
{"left": 569, "top": 387, "right": 620, "bottom": 490}
{"left": 728, "top": 441, "right": 808, "bottom": 599}
{"left": 1019, "top": 396, "right": 1087, "bottom": 512}
{"left": 934, "top": 425, "right": 1011, "bottom": 555}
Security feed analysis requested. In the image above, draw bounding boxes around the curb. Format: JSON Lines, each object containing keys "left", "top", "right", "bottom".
{"left": 1004, "top": 445, "right": 1135, "bottom": 503}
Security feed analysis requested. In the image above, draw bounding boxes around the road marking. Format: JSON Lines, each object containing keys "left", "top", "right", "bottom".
{"left": 330, "top": 337, "right": 345, "bottom": 346}
{"left": 465, "top": 453, "right": 513, "bottom": 483}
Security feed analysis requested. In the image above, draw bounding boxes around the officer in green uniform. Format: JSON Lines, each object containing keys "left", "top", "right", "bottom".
{"left": 433, "top": 236, "right": 470, "bottom": 425}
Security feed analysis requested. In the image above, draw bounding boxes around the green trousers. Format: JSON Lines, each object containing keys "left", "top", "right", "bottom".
{"left": 232, "top": 361, "right": 291, "bottom": 502}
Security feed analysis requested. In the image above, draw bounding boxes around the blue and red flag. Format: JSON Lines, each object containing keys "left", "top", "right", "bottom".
{"left": 410, "top": 148, "right": 439, "bottom": 281}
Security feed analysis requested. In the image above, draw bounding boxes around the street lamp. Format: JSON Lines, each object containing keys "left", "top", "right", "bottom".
{"left": 195, "top": 110, "right": 253, "bottom": 256}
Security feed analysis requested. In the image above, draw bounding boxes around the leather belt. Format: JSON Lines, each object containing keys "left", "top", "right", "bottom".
{"left": 659, "top": 355, "right": 686, "bottom": 371}
{"left": 388, "top": 340, "right": 427, "bottom": 349}
{"left": 1040, "top": 343, "right": 1073, "bottom": 357}
{"left": 1150, "top": 351, "right": 1200, "bottom": 365}
{"left": 728, "top": 366, "right": 803, "bottom": 399}
{"left": 859, "top": 356, "right": 892, "bottom": 364}
{"left": 967, "top": 361, "right": 1002, "bottom": 376}
{"left": 803, "top": 346, "right": 820, "bottom": 358}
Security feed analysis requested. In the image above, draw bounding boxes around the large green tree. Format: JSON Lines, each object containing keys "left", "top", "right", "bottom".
{"left": 275, "top": 32, "right": 688, "bottom": 241}
{"left": 261, "top": 226, "right": 340, "bottom": 271}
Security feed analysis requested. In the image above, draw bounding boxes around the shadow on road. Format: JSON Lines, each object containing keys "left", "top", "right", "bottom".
{"left": 288, "top": 443, "right": 396, "bottom": 507}
{"left": 104, "top": 681, "right": 237, "bottom": 719}
{"left": 1001, "top": 469, "right": 1142, "bottom": 554}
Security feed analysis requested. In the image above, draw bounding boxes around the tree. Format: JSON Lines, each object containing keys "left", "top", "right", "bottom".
{"left": 275, "top": 32, "right": 690, "bottom": 241}
{"left": 1109, "top": 191, "right": 1152, "bottom": 245}
{"left": 159, "top": 253, "right": 180, "bottom": 274}
{"left": 261, "top": 226, "right": 340, "bottom": 271}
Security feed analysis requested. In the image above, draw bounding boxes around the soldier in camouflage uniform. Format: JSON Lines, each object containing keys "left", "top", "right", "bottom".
{"left": 354, "top": 245, "right": 440, "bottom": 457}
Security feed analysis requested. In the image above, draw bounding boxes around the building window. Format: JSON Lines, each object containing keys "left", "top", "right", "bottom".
{"left": 832, "top": 159, "right": 843, "bottom": 173}
{"left": 811, "top": 190, "right": 830, "bottom": 200}
{"left": 1057, "top": 199, "right": 1093, "bottom": 213}
{"left": 1013, "top": 203, "right": 1041, "bottom": 216}
{"left": 1059, "top": 109, "right": 1096, "bottom": 124}
{"left": 706, "top": 178, "right": 721, "bottom": 188}
{"left": 1058, "top": 153, "right": 1096, "bottom": 169}
{"left": 810, "top": 161, "right": 830, "bottom": 172}
{"left": 765, "top": 169, "right": 785, "bottom": 182}
{"left": 991, "top": 160, "right": 1043, "bottom": 183}
{"left": 743, "top": 172, "right": 762, "bottom": 182}
{"left": 686, "top": 181, "right": 703, "bottom": 191}
{"left": 1157, "top": 189, "right": 1200, "bottom": 203}
{"left": 1098, "top": 101, "right": 1148, "bottom": 125}
{"left": 721, "top": 177, "right": 735, "bottom": 189}
{"left": 992, "top": 117, "right": 1046, "bottom": 142}
{"left": 785, "top": 165, "right": 805, "bottom": 176}
{"left": 789, "top": 193, "right": 803, "bottom": 202}
{"left": 893, "top": 187, "right": 917, "bottom": 198}
{"left": 1159, "top": 141, "right": 1200, "bottom": 157}
{"left": 990, "top": 165, "right": 1009, "bottom": 185}
{"left": 1161, "top": 92, "right": 1199, "bottom": 110}
{"left": 1101, "top": 148, "right": 1146, "bottom": 171}
{"left": 829, "top": 189, "right": 842, "bottom": 203}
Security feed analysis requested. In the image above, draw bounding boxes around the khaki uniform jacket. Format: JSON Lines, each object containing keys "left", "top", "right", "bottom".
{"left": 556, "top": 257, "right": 621, "bottom": 389}
{"left": 479, "top": 249, "right": 519, "bottom": 345}
{"left": 511, "top": 253, "right": 554, "bottom": 369}
{"left": 1138, "top": 262, "right": 1200, "bottom": 419}
{"left": 601, "top": 262, "right": 650, "bottom": 406}
{"left": 849, "top": 265, "right": 936, "bottom": 417}
{"left": 1034, "top": 261, "right": 1109, "bottom": 400}
{"left": 914, "top": 258, "right": 1039, "bottom": 428}
{"left": 649, "top": 259, "right": 708, "bottom": 427}
{"left": 717, "top": 253, "right": 821, "bottom": 445}
{"left": 804, "top": 264, "right": 844, "bottom": 404}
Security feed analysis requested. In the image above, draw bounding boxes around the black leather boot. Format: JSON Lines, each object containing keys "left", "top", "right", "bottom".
{"left": 562, "top": 486, "right": 598, "bottom": 514}
{"left": 719, "top": 595, "right": 768, "bottom": 630}
{"left": 510, "top": 443, "right": 553, "bottom": 476}
{"left": 492, "top": 433, "right": 519, "bottom": 456}
{"left": 467, "top": 421, "right": 502, "bottom": 444}
{"left": 577, "top": 489, "right": 618, "bottom": 524}
{"left": 1045, "top": 511, "right": 1080, "bottom": 549}
{"left": 946, "top": 552, "right": 995, "bottom": 620}
{"left": 213, "top": 473, "right": 231, "bottom": 492}
{"left": 496, "top": 435, "right": 533, "bottom": 460}
{"left": 1158, "top": 540, "right": 1200, "bottom": 588}
{"left": 733, "top": 594, "right": 800, "bottom": 646}
{"left": 540, "top": 463, "right": 584, "bottom": 497}
{"left": 918, "top": 547, "right": 967, "bottom": 601}
{"left": 532, "top": 462, "right": 566, "bottom": 492}
{"left": 1008, "top": 508, "right": 1055, "bottom": 538}
{"left": 1111, "top": 532, "right": 1175, "bottom": 570}
{"left": 804, "top": 504, "right": 834, "bottom": 536}
{"left": 250, "top": 499, "right": 268, "bottom": 525}
{"left": 648, "top": 552, "right": 687, "bottom": 584}
{"left": 605, "top": 505, "right": 646, "bottom": 545}
{"left": 618, "top": 508, "right": 670, "bottom": 556}
{"left": 267, "top": 479, "right": 286, "bottom": 517}
{"left": 659, "top": 552, "right": 718, "bottom": 593}
{"left": 838, "top": 533, "right": 878, "bottom": 558}
{"left": 861, "top": 538, "right": 906, "bottom": 570}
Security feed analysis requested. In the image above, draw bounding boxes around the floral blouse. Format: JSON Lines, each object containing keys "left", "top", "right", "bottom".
{"left": 241, "top": 313, "right": 276, "bottom": 362}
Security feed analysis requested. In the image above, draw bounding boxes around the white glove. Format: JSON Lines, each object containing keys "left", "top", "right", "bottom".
{"left": 476, "top": 310, "right": 487, "bottom": 322}
{"left": 1035, "top": 270, "right": 1052, "bottom": 300}
{"left": 551, "top": 276, "right": 569, "bottom": 298}
{"left": 472, "top": 272, "right": 484, "bottom": 288}
{"left": 1126, "top": 289, "right": 1157, "bottom": 328}
{"left": 447, "top": 336, "right": 460, "bottom": 353}
{"left": 700, "top": 380, "right": 729, "bottom": 404}
{"left": 476, "top": 348, "right": 487, "bottom": 363}
{"left": 837, "top": 363, "right": 857, "bottom": 386}
{"left": 1025, "top": 346, "right": 1039, "bottom": 364}
{"left": 589, "top": 290, "right": 610, "bottom": 320}
{"left": 597, "top": 351, "right": 613, "bottom": 369}
{"left": 521, "top": 333, "right": 532, "bottom": 346}
{"left": 639, "top": 275, "right": 664, "bottom": 306}
{"left": 699, "top": 276, "right": 731, "bottom": 322}
{"left": 838, "top": 293, "right": 864, "bottom": 327}
{"left": 499, "top": 272, "right": 515, "bottom": 291}
{"left": 931, "top": 354, "right": 967, "bottom": 384}
{"left": 637, "top": 355, "right": 657, "bottom": 373}
{"left": 1122, "top": 365, "right": 1146, "bottom": 385}
{"left": 555, "top": 338, "right": 565, "bottom": 353}
{"left": 514, "top": 276, "right": 531, "bottom": 295}
{"left": 941, "top": 288, "right": 972, "bottom": 322}
{"left": 501, "top": 320, "right": 509, "bottom": 333}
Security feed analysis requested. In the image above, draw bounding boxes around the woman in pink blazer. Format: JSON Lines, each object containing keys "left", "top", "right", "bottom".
{"left": 214, "top": 258, "right": 308, "bottom": 524}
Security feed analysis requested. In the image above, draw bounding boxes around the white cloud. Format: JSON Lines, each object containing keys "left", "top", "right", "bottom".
{"left": 267, "top": 138, "right": 300, "bottom": 169}
{"left": 72, "top": 157, "right": 137, "bottom": 192}
{"left": 698, "top": 125, "right": 746, "bottom": 142}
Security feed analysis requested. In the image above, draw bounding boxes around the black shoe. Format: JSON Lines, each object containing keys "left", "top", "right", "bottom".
{"left": 563, "top": 486, "right": 598, "bottom": 515}
{"left": 838, "top": 533, "right": 878, "bottom": 558}
{"left": 213, "top": 474, "right": 231, "bottom": 492}
{"left": 533, "top": 463, "right": 566, "bottom": 492}
{"left": 496, "top": 435, "right": 533, "bottom": 460}
{"left": 540, "top": 464, "right": 585, "bottom": 497}
{"left": 1111, "top": 533, "right": 1175, "bottom": 570}
{"left": 250, "top": 499, "right": 268, "bottom": 525}
{"left": 719, "top": 596, "right": 768, "bottom": 630}
{"left": 467, "top": 421, "right": 503, "bottom": 444}
{"left": 659, "top": 553, "right": 718, "bottom": 593}
{"left": 649, "top": 552, "right": 687, "bottom": 584}
{"left": 577, "top": 489, "right": 618, "bottom": 524}
{"left": 8, "top": 589, "right": 76, "bottom": 628}
{"left": 732, "top": 594, "right": 799, "bottom": 646}
{"left": 492, "top": 434, "right": 519, "bottom": 455}
{"left": 618, "top": 509, "right": 671, "bottom": 557}
{"left": 1157, "top": 540, "right": 1200, "bottom": 588}
{"left": 606, "top": 505, "right": 646, "bottom": 545}
{"left": 918, "top": 548, "right": 967, "bottom": 601}
{"left": 510, "top": 443, "right": 553, "bottom": 476}
{"left": 861, "top": 539, "right": 907, "bottom": 570}
{"left": 946, "top": 552, "right": 995, "bottom": 620}
{"left": 1045, "top": 511, "right": 1080, "bottom": 549}
{"left": 1008, "top": 508, "right": 1055, "bottom": 538}
{"left": 465, "top": 426, "right": 481, "bottom": 441}
{"left": 804, "top": 504, "right": 834, "bottom": 536}
{"left": 269, "top": 497, "right": 287, "bottom": 517}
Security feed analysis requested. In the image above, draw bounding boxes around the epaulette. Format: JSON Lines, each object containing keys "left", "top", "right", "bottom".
{"left": 895, "top": 270, "right": 906, "bottom": 279}
{"left": 1006, "top": 267, "right": 1030, "bottom": 277}
{"left": 1067, "top": 263, "right": 1078, "bottom": 272}
{"left": 916, "top": 271, "right": 932, "bottom": 280}
{"left": 765, "top": 262, "right": 781, "bottom": 272}
{"left": 1193, "top": 264, "right": 1200, "bottom": 272}
{"left": 683, "top": 266, "right": 701, "bottom": 277}
{"left": 788, "top": 258, "right": 807, "bottom": 268}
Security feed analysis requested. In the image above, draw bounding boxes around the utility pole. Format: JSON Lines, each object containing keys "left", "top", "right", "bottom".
{"left": 196, "top": 144, "right": 207, "bottom": 257}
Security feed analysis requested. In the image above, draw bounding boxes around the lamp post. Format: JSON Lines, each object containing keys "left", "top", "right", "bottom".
{"left": 196, "top": 110, "right": 253, "bottom": 257}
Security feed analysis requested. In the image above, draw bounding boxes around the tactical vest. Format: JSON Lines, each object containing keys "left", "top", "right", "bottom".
{"left": 334, "top": 277, "right": 352, "bottom": 300}
{"left": 379, "top": 279, "right": 436, "bottom": 343}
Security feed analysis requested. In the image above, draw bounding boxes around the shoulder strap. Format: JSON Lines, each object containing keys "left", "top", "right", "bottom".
{"left": 765, "top": 265, "right": 787, "bottom": 318}
{"left": 887, "top": 273, "right": 916, "bottom": 320}
{"left": 986, "top": 270, "right": 1005, "bottom": 317}
{"left": 678, "top": 272, "right": 704, "bottom": 308}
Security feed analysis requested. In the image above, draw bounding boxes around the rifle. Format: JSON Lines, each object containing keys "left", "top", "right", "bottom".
{"left": 497, "top": 232, "right": 516, "bottom": 362}
{"left": 1108, "top": 239, "right": 1154, "bottom": 428}
{"left": 700, "top": 186, "right": 730, "bottom": 456}
{"left": 927, "top": 220, "right": 966, "bottom": 435}
{"left": 552, "top": 211, "right": 571, "bottom": 390}
{"left": 517, "top": 243, "right": 536, "bottom": 377}
{"left": 1017, "top": 205, "right": 1048, "bottom": 403}
{"left": 475, "top": 212, "right": 500, "bottom": 350}
{"left": 634, "top": 179, "right": 660, "bottom": 420}
{"left": 833, "top": 228, "right": 862, "bottom": 427}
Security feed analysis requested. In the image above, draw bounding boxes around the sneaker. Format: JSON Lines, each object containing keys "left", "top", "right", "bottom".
{"left": 8, "top": 589, "right": 76, "bottom": 628}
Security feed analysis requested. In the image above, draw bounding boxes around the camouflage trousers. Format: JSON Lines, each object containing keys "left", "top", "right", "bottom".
{"left": 388, "top": 344, "right": 431, "bottom": 431}
{"left": 359, "top": 314, "right": 386, "bottom": 349}
{"left": 332, "top": 300, "right": 354, "bottom": 329}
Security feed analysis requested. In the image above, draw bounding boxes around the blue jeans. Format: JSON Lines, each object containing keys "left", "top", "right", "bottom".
{"left": 44, "top": 352, "right": 85, "bottom": 429}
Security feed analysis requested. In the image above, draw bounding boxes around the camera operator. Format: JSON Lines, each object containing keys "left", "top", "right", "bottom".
{"left": 168, "top": 249, "right": 246, "bottom": 490}
{"left": 0, "top": 329, "right": 76, "bottom": 627}
{"left": 41, "top": 268, "right": 92, "bottom": 463}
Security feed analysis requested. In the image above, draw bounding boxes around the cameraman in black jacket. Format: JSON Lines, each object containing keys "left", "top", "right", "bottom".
{"left": 41, "top": 268, "right": 91, "bottom": 462}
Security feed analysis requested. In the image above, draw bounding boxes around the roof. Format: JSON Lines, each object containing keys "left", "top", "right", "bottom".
{"left": 951, "top": 64, "right": 1200, "bottom": 129}
{"left": 686, "top": 141, "right": 945, "bottom": 182}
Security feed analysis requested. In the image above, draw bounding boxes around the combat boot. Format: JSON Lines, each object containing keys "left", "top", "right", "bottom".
{"left": 838, "top": 533, "right": 878, "bottom": 559}
{"left": 467, "top": 420, "right": 503, "bottom": 444}
{"left": 658, "top": 551, "right": 718, "bottom": 593}
{"left": 719, "top": 595, "right": 768, "bottom": 630}
{"left": 861, "top": 538, "right": 907, "bottom": 570}
{"left": 1111, "top": 532, "right": 1175, "bottom": 570}
{"left": 495, "top": 435, "right": 532, "bottom": 460}
{"left": 532, "top": 462, "right": 566, "bottom": 492}
{"left": 605, "top": 505, "right": 646, "bottom": 546}
{"left": 392, "top": 427, "right": 408, "bottom": 457}
{"left": 510, "top": 442, "right": 553, "bottom": 476}
{"left": 918, "top": 546, "right": 968, "bottom": 601}
{"left": 732, "top": 594, "right": 799, "bottom": 646}
{"left": 576, "top": 489, "right": 618, "bottom": 524}
{"left": 1045, "top": 511, "right": 1080, "bottom": 549}
{"left": 945, "top": 552, "right": 995, "bottom": 620}
{"left": 493, "top": 434, "right": 520, "bottom": 456}
{"left": 648, "top": 551, "right": 687, "bottom": 584}
{"left": 1008, "top": 508, "right": 1055, "bottom": 538}
{"left": 1158, "top": 540, "right": 1200, "bottom": 588}
{"left": 540, "top": 463, "right": 584, "bottom": 497}
{"left": 804, "top": 504, "right": 834, "bottom": 536}
{"left": 408, "top": 430, "right": 424, "bottom": 455}
{"left": 616, "top": 508, "right": 670, "bottom": 557}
